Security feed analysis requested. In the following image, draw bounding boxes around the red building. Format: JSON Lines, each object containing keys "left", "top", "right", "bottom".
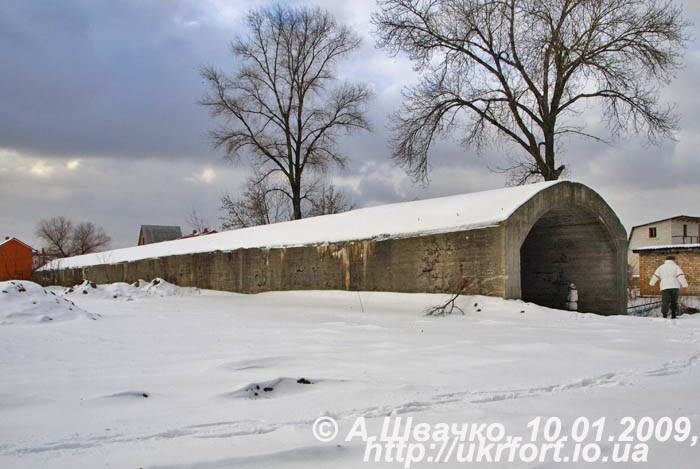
{"left": 0, "top": 237, "right": 34, "bottom": 281}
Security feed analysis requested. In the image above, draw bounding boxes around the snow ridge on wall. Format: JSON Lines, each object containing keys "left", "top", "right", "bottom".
{"left": 41, "top": 181, "right": 563, "bottom": 271}
{"left": 634, "top": 244, "right": 700, "bottom": 251}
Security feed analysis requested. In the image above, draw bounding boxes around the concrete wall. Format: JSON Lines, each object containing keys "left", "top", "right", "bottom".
{"left": 638, "top": 249, "right": 700, "bottom": 296}
{"left": 36, "top": 228, "right": 508, "bottom": 297}
{"left": 35, "top": 181, "right": 628, "bottom": 315}
{"left": 503, "top": 182, "right": 628, "bottom": 315}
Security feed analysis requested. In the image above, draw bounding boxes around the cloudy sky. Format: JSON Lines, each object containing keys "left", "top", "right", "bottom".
{"left": 1, "top": 0, "right": 699, "bottom": 249}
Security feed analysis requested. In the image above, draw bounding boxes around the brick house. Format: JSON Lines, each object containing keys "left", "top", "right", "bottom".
{"left": 0, "top": 237, "right": 34, "bottom": 281}
{"left": 633, "top": 245, "right": 700, "bottom": 296}
{"left": 627, "top": 216, "right": 700, "bottom": 277}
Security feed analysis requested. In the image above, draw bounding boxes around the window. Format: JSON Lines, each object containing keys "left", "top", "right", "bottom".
{"left": 683, "top": 224, "right": 688, "bottom": 237}
{"left": 649, "top": 227, "right": 657, "bottom": 238}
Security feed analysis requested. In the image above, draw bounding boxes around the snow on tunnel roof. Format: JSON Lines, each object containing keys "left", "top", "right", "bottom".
{"left": 41, "top": 180, "right": 563, "bottom": 271}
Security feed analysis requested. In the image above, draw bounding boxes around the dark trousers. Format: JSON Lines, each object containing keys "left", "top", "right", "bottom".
{"left": 661, "top": 288, "right": 679, "bottom": 318}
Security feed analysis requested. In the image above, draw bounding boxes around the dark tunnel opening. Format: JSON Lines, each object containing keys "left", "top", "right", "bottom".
{"left": 520, "top": 207, "right": 618, "bottom": 314}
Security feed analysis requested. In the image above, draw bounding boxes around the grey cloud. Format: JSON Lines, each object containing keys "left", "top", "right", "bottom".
{"left": 1, "top": 0, "right": 699, "bottom": 247}
{"left": 0, "top": 0, "right": 248, "bottom": 160}
{"left": 0, "top": 151, "right": 245, "bottom": 248}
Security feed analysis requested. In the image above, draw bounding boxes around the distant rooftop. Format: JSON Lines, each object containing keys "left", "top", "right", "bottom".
{"left": 0, "top": 237, "right": 34, "bottom": 251}
{"left": 138, "top": 225, "right": 182, "bottom": 245}
{"left": 630, "top": 215, "right": 700, "bottom": 231}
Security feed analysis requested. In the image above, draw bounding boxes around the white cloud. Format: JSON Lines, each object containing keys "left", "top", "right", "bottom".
{"left": 187, "top": 167, "right": 217, "bottom": 184}
{"left": 66, "top": 159, "right": 81, "bottom": 170}
{"left": 29, "top": 160, "right": 55, "bottom": 178}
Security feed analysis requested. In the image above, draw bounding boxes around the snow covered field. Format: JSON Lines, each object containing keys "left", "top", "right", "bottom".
{"left": 1, "top": 281, "right": 699, "bottom": 468}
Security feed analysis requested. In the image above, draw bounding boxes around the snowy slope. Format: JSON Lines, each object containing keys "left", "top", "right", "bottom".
{"left": 40, "top": 181, "right": 562, "bottom": 270}
{"left": 0, "top": 285, "right": 698, "bottom": 468}
{"left": 0, "top": 280, "right": 99, "bottom": 324}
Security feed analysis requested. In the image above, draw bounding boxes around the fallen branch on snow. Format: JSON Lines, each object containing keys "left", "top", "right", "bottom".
{"left": 424, "top": 277, "right": 471, "bottom": 316}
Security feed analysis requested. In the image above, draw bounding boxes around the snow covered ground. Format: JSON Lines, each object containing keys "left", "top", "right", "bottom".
{"left": 1, "top": 283, "right": 699, "bottom": 468}
{"left": 0, "top": 281, "right": 99, "bottom": 325}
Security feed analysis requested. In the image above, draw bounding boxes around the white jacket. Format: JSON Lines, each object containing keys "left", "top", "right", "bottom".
{"left": 649, "top": 260, "right": 689, "bottom": 290}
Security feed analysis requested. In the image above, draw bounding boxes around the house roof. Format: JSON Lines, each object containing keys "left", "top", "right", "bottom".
{"left": 139, "top": 225, "right": 182, "bottom": 245}
{"left": 180, "top": 229, "right": 218, "bottom": 239}
{"left": 633, "top": 244, "right": 700, "bottom": 253}
{"left": 630, "top": 215, "right": 700, "bottom": 232}
{"left": 0, "top": 237, "right": 34, "bottom": 251}
{"left": 41, "top": 180, "right": 566, "bottom": 271}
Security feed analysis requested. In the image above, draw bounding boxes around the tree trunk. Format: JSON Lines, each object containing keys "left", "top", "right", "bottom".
{"left": 542, "top": 128, "right": 559, "bottom": 181}
{"left": 291, "top": 183, "right": 303, "bottom": 220}
{"left": 542, "top": 165, "right": 558, "bottom": 181}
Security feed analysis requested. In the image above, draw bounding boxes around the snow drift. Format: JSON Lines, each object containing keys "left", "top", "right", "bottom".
{"left": 0, "top": 280, "right": 99, "bottom": 325}
{"left": 61, "top": 278, "right": 200, "bottom": 300}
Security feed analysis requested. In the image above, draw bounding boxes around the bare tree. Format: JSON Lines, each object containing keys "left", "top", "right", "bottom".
{"left": 306, "top": 182, "right": 355, "bottom": 217}
{"left": 220, "top": 175, "right": 291, "bottom": 229}
{"left": 201, "top": 4, "right": 372, "bottom": 219}
{"left": 35, "top": 216, "right": 74, "bottom": 258}
{"left": 373, "top": 0, "right": 690, "bottom": 183}
{"left": 35, "top": 217, "right": 111, "bottom": 258}
{"left": 185, "top": 207, "right": 211, "bottom": 233}
{"left": 70, "top": 222, "right": 111, "bottom": 256}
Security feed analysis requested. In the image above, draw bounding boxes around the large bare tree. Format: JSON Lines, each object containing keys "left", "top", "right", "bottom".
{"left": 201, "top": 4, "right": 372, "bottom": 219}
{"left": 71, "top": 222, "right": 111, "bottom": 256}
{"left": 35, "top": 216, "right": 74, "bottom": 258}
{"left": 35, "top": 217, "right": 111, "bottom": 258}
{"left": 373, "top": 0, "right": 690, "bottom": 183}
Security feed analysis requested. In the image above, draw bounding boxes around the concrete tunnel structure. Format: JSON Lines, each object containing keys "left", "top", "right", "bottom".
{"left": 37, "top": 181, "right": 628, "bottom": 315}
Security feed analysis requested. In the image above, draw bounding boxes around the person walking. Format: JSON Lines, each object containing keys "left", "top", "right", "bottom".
{"left": 649, "top": 255, "right": 689, "bottom": 319}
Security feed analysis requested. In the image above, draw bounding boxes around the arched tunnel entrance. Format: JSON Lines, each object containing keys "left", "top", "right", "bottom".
{"left": 520, "top": 207, "right": 619, "bottom": 314}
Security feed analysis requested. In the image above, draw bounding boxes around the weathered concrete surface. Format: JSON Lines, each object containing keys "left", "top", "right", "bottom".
{"left": 37, "top": 228, "right": 507, "bottom": 297}
{"left": 504, "top": 182, "right": 628, "bottom": 315}
{"left": 520, "top": 208, "right": 619, "bottom": 313}
{"left": 36, "top": 181, "right": 628, "bottom": 315}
